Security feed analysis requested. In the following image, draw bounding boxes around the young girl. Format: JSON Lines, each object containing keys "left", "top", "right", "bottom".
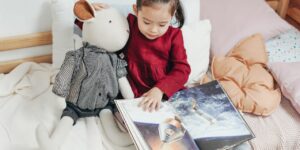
{"left": 93, "top": 0, "right": 191, "bottom": 112}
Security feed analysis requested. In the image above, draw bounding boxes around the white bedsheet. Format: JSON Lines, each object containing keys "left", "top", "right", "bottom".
{"left": 0, "top": 62, "right": 132, "bottom": 150}
{"left": 0, "top": 62, "right": 252, "bottom": 150}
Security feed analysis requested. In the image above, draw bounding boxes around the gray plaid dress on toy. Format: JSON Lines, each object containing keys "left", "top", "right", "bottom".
{"left": 52, "top": 42, "right": 127, "bottom": 123}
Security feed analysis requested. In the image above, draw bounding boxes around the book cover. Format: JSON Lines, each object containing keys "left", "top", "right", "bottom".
{"left": 115, "top": 80, "right": 255, "bottom": 150}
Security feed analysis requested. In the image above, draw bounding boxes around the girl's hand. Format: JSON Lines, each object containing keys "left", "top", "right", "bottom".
{"left": 91, "top": 3, "right": 109, "bottom": 11}
{"left": 138, "top": 87, "right": 163, "bottom": 112}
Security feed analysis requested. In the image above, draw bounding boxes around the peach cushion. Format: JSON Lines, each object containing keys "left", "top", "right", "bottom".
{"left": 211, "top": 34, "right": 281, "bottom": 116}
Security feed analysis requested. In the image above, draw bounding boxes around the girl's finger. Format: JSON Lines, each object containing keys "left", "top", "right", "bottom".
{"left": 99, "top": 3, "right": 109, "bottom": 8}
{"left": 144, "top": 99, "right": 153, "bottom": 112}
{"left": 94, "top": 7, "right": 102, "bottom": 11}
{"left": 138, "top": 98, "right": 145, "bottom": 107}
{"left": 150, "top": 101, "right": 157, "bottom": 112}
{"left": 92, "top": 3, "right": 109, "bottom": 11}
{"left": 138, "top": 97, "right": 149, "bottom": 108}
{"left": 155, "top": 101, "right": 161, "bottom": 111}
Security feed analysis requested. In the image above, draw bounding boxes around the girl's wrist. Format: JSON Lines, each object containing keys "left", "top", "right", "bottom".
{"left": 154, "top": 87, "right": 163, "bottom": 95}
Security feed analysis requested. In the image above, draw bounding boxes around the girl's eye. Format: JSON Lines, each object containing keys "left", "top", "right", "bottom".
{"left": 160, "top": 24, "right": 166, "bottom": 27}
{"left": 144, "top": 21, "right": 150, "bottom": 25}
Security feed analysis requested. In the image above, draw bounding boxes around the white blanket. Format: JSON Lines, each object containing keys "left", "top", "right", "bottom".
{"left": 0, "top": 62, "right": 251, "bottom": 150}
{"left": 0, "top": 62, "right": 134, "bottom": 150}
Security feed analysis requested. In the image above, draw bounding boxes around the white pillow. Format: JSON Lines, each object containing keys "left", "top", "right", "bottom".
{"left": 180, "top": 0, "right": 201, "bottom": 25}
{"left": 51, "top": 0, "right": 75, "bottom": 69}
{"left": 51, "top": 0, "right": 201, "bottom": 68}
{"left": 182, "top": 20, "right": 211, "bottom": 86}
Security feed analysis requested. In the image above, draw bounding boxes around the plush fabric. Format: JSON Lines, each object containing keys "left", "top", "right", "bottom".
{"left": 0, "top": 62, "right": 134, "bottom": 150}
{"left": 182, "top": 20, "right": 211, "bottom": 86}
{"left": 268, "top": 62, "right": 300, "bottom": 114}
{"left": 200, "top": 0, "right": 292, "bottom": 57}
{"left": 266, "top": 29, "right": 300, "bottom": 62}
{"left": 211, "top": 34, "right": 281, "bottom": 116}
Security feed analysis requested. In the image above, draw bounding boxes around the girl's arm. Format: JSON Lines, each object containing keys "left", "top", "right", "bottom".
{"left": 155, "top": 30, "right": 191, "bottom": 98}
{"left": 139, "top": 30, "right": 191, "bottom": 112}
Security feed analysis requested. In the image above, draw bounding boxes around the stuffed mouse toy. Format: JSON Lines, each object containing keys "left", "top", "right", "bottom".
{"left": 36, "top": 0, "right": 134, "bottom": 149}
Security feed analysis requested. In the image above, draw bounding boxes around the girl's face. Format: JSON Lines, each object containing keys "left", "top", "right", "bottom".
{"left": 133, "top": 3, "right": 172, "bottom": 40}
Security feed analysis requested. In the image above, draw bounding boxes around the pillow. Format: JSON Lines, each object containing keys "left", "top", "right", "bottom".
{"left": 182, "top": 20, "right": 211, "bottom": 86}
{"left": 211, "top": 34, "right": 281, "bottom": 116}
{"left": 180, "top": 0, "right": 201, "bottom": 25}
{"left": 52, "top": 0, "right": 202, "bottom": 68}
{"left": 266, "top": 29, "right": 300, "bottom": 63}
{"left": 268, "top": 62, "right": 300, "bottom": 114}
{"left": 200, "top": 0, "right": 292, "bottom": 57}
{"left": 51, "top": 0, "right": 75, "bottom": 69}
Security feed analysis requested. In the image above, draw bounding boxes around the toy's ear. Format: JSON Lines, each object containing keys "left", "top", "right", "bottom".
{"left": 74, "top": 0, "right": 95, "bottom": 22}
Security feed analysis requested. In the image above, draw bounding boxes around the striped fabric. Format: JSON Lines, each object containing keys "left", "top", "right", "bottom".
{"left": 244, "top": 97, "right": 300, "bottom": 150}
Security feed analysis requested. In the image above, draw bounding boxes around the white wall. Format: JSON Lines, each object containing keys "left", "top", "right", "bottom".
{"left": 0, "top": 0, "right": 52, "bottom": 62}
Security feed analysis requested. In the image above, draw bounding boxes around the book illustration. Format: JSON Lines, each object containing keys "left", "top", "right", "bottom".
{"left": 118, "top": 99, "right": 199, "bottom": 150}
{"left": 158, "top": 117, "right": 185, "bottom": 144}
{"left": 168, "top": 81, "right": 254, "bottom": 149}
{"left": 116, "top": 81, "right": 254, "bottom": 150}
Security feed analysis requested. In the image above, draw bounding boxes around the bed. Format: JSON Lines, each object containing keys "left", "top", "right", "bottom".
{"left": 0, "top": 0, "right": 299, "bottom": 150}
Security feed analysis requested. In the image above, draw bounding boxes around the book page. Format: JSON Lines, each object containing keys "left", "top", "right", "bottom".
{"left": 116, "top": 98, "right": 199, "bottom": 150}
{"left": 118, "top": 98, "right": 175, "bottom": 123}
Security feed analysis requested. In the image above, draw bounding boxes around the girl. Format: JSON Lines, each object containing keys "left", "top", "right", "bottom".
{"left": 93, "top": 0, "right": 191, "bottom": 112}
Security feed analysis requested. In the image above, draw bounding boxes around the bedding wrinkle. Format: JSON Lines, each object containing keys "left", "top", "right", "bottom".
{"left": 245, "top": 98, "right": 300, "bottom": 149}
{"left": 0, "top": 62, "right": 54, "bottom": 99}
{"left": 0, "top": 118, "right": 11, "bottom": 143}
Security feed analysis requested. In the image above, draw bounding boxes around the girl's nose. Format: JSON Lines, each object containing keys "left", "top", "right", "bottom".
{"left": 150, "top": 26, "right": 158, "bottom": 33}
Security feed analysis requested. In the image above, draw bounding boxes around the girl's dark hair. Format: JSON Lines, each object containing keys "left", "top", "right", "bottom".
{"left": 136, "top": 0, "right": 185, "bottom": 28}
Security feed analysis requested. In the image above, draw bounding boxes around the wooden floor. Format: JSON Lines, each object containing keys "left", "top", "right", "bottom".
{"left": 286, "top": 0, "right": 300, "bottom": 30}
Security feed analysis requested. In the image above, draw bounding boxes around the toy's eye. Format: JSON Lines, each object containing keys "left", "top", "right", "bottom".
{"left": 109, "top": 20, "right": 112, "bottom": 23}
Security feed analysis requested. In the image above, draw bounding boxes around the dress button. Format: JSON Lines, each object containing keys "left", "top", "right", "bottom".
{"left": 99, "top": 93, "right": 102, "bottom": 96}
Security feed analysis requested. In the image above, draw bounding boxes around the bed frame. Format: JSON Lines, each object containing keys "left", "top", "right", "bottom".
{"left": 267, "top": 0, "right": 290, "bottom": 18}
{"left": 0, "top": 31, "right": 52, "bottom": 73}
{"left": 0, "top": 0, "right": 289, "bottom": 74}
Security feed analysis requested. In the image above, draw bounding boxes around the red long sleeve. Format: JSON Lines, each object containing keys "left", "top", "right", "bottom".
{"left": 125, "top": 14, "right": 191, "bottom": 98}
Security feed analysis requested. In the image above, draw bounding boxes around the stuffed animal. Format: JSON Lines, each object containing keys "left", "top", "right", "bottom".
{"left": 36, "top": 0, "right": 134, "bottom": 149}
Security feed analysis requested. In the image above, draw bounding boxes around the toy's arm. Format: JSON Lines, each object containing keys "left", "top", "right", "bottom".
{"left": 118, "top": 77, "right": 134, "bottom": 99}
{"left": 52, "top": 51, "right": 76, "bottom": 97}
{"left": 115, "top": 56, "right": 134, "bottom": 99}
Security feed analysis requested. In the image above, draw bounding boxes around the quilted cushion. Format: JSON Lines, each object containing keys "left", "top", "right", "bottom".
{"left": 211, "top": 34, "right": 281, "bottom": 116}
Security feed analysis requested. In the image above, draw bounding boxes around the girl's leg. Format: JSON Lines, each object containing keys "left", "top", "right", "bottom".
{"left": 36, "top": 116, "right": 74, "bottom": 150}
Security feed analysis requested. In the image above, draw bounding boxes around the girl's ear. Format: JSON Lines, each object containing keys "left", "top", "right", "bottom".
{"left": 132, "top": 4, "right": 138, "bottom": 15}
{"left": 74, "top": 0, "right": 95, "bottom": 22}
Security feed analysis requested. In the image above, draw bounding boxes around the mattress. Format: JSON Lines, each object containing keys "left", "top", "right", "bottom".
{"left": 244, "top": 97, "right": 300, "bottom": 150}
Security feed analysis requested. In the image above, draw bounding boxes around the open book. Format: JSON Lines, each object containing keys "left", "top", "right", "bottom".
{"left": 115, "top": 80, "right": 255, "bottom": 150}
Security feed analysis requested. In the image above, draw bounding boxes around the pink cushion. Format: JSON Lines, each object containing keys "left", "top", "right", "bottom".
{"left": 268, "top": 62, "right": 300, "bottom": 114}
{"left": 200, "top": 0, "right": 292, "bottom": 57}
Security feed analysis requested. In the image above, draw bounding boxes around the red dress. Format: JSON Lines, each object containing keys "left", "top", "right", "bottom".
{"left": 125, "top": 14, "right": 191, "bottom": 98}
